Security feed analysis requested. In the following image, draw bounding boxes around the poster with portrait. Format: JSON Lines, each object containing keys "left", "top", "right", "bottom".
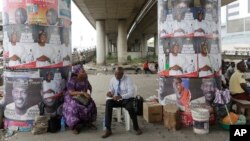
{"left": 38, "top": 67, "right": 70, "bottom": 116}
{"left": 3, "top": 25, "right": 71, "bottom": 68}
{"left": 26, "top": 0, "right": 58, "bottom": 26}
{"left": 157, "top": 0, "right": 221, "bottom": 113}
{"left": 158, "top": 76, "right": 222, "bottom": 106}
{"left": 2, "top": 0, "right": 27, "bottom": 25}
{"left": 58, "top": 0, "right": 71, "bottom": 20}
{"left": 3, "top": 77, "right": 42, "bottom": 131}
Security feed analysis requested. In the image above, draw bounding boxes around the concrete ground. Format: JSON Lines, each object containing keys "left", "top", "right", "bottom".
{"left": 4, "top": 74, "right": 229, "bottom": 141}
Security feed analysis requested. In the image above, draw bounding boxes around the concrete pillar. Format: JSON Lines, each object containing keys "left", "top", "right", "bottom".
{"left": 141, "top": 35, "right": 147, "bottom": 58}
{"left": 108, "top": 40, "right": 112, "bottom": 55}
{"left": 105, "top": 35, "right": 109, "bottom": 57}
{"left": 154, "top": 34, "right": 158, "bottom": 55}
{"left": 2, "top": 0, "right": 72, "bottom": 129}
{"left": 117, "top": 19, "right": 127, "bottom": 64}
{"left": 96, "top": 20, "right": 105, "bottom": 65}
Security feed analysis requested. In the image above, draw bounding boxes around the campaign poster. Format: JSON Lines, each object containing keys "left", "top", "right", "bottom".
{"left": 26, "top": 0, "right": 58, "bottom": 26}
{"left": 158, "top": 76, "right": 220, "bottom": 126}
{"left": 3, "top": 77, "right": 42, "bottom": 131}
{"left": 157, "top": 0, "right": 221, "bottom": 126}
{"left": 2, "top": 0, "right": 27, "bottom": 25}
{"left": 3, "top": 25, "right": 72, "bottom": 68}
{"left": 58, "top": 0, "right": 71, "bottom": 20}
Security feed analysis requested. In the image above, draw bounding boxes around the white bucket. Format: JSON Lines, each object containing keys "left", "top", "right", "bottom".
{"left": 191, "top": 108, "right": 210, "bottom": 134}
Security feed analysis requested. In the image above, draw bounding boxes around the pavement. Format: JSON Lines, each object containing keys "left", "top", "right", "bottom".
{"left": 1, "top": 72, "right": 229, "bottom": 141}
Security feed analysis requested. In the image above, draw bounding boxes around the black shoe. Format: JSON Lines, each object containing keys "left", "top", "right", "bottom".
{"left": 101, "top": 130, "right": 112, "bottom": 138}
{"left": 135, "top": 129, "right": 142, "bottom": 135}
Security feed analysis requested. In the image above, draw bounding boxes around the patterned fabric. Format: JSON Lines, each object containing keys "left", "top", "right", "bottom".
{"left": 214, "top": 88, "right": 231, "bottom": 105}
{"left": 63, "top": 77, "right": 96, "bottom": 129}
{"left": 72, "top": 64, "right": 84, "bottom": 74}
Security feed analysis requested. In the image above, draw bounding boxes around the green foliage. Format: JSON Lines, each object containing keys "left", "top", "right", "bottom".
{"left": 127, "top": 55, "right": 132, "bottom": 62}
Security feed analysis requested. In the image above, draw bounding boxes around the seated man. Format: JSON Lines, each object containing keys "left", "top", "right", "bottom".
{"left": 229, "top": 61, "right": 250, "bottom": 101}
{"left": 102, "top": 67, "right": 142, "bottom": 138}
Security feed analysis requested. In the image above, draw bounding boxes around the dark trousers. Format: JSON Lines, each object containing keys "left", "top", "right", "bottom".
{"left": 105, "top": 99, "right": 139, "bottom": 131}
{"left": 232, "top": 93, "right": 250, "bottom": 101}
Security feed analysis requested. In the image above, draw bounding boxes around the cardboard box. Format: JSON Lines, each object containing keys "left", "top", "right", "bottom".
{"left": 143, "top": 102, "right": 163, "bottom": 123}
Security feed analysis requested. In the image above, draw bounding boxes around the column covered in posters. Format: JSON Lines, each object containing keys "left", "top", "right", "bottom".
{"left": 1, "top": 0, "right": 72, "bottom": 131}
{"left": 158, "top": 0, "right": 221, "bottom": 127}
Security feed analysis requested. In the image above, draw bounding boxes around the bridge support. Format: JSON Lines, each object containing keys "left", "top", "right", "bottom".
{"left": 117, "top": 19, "right": 127, "bottom": 64}
{"left": 96, "top": 20, "right": 106, "bottom": 65}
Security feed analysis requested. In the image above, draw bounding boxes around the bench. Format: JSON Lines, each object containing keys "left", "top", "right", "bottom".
{"left": 232, "top": 98, "right": 250, "bottom": 123}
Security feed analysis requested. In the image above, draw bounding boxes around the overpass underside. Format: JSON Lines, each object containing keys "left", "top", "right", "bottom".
{"left": 74, "top": 0, "right": 236, "bottom": 65}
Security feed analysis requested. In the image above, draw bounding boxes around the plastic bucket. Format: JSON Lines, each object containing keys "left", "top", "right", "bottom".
{"left": 191, "top": 108, "right": 210, "bottom": 134}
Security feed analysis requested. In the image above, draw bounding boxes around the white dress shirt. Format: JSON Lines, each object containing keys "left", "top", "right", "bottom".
{"left": 8, "top": 43, "right": 24, "bottom": 66}
{"left": 193, "top": 20, "right": 207, "bottom": 36}
{"left": 34, "top": 44, "right": 54, "bottom": 67}
{"left": 109, "top": 75, "right": 135, "bottom": 99}
{"left": 169, "top": 53, "right": 186, "bottom": 75}
{"left": 4, "top": 103, "right": 40, "bottom": 121}
{"left": 198, "top": 54, "right": 213, "bottom": 77}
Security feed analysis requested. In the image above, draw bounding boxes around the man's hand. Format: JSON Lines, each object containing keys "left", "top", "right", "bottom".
{"left": 199, "top": 65, "right": 212, "bottom": 72}
{"left": 107, "top": 92, "right": 113, "bottom": 97}
{"left": 113, "top": 95, "right": 122, "bottom": 101}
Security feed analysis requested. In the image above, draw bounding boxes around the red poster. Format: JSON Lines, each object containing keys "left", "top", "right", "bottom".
{"left": 26, "top": 0, "right": 58, "bottom": 25}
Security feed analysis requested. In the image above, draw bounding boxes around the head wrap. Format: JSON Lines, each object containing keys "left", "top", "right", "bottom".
{"left": 72, "top": 64, "right": 84, "bottom": 74}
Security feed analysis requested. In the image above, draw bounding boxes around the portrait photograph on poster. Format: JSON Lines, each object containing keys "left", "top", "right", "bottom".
{"left": 4, "top": 77, "right": 42, "bottom": 121}
{"left": 39, "top": 68, "right": 67, "bottom": 116}
{"left": 158, "top": 77, "right": 221, "bottom": 107}
{"left": 58, "top": 0, "right": 71, "bottom": 20}
{"left": 2, "top": 0, "right": 27, "bottom": 25}
{"left": 26, "top": 0, "right": 58, "bottom": 25}
{"left": 3, "top": 24, "right": 72, "bottom": 68}
{"left": 198, "top": 45, "right": 221, "bottom": 77}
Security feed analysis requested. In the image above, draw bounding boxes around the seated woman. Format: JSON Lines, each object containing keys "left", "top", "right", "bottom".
{"left": 63, "top": 65, "right": 97, "bottom": 134}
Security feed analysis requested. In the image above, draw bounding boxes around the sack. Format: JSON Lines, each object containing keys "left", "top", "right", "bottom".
{"left": 32, "top": 116, "right": 49, "bottom": 135}
{"left": 73, "top": 94, "right": 90, "bottom": 106}
{"left": 134, "top": 95, "right": 144, "bottom": 115}
{"left": 48, "top": 115, "right": 61, "bottom": 133}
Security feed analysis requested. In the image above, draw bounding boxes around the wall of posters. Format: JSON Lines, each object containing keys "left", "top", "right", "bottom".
{"left": 157, "top": 0, "right": 221, "bottom": 126}
{"left": 3, "top": 0, "right": 72, "bottom": 69}
{"left": 2, "top": 0, "right": 72, "bottom": 131}
{"left": 1, "top": 67, "right": 70, "bottom": 131}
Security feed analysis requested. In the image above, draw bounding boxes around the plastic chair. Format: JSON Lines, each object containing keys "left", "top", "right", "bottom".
{"left": 113, "top": 85, "right": 137, "bottom": 131}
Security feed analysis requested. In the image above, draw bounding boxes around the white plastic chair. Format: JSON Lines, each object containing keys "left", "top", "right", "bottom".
{"left": 113, "top": 85, "right": 137, "bottom": 131}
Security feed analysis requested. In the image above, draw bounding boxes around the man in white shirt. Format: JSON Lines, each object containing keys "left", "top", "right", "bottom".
{"left": 34, "top": 31, "right": 53, "bottom": 67}
{"left": 193, "top": 11, "right": 207, "bottom": 36}
{"left": 198, "top": 42, "right": 213, "bottom": 77}
{"left": 172, "top": 12, "right": 187, "bottom": 37}
{"left": 8, "top": 31, "right": 24, "bottom": 66}
{"left": 169, "top": 43, "right": 186, "bottom": 75}
{"left": 102, "top": 67, "right": 142, "bottom": 138}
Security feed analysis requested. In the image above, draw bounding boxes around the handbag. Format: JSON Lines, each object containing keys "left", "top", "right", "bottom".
{"left": 73, "top": 93, "right": 90, "bottom": 106}
{"left": 134, "top": 95, "right": 144, "bottom": 116}
{"left": 38, "top": 102, "right": 61, "bottom": 133}
{"left": 48, "top": 115, "right": 61, "bottom": 133}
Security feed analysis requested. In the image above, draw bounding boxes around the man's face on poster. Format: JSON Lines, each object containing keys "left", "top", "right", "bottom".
{"left": 42, "top": 92, "right": 56, "bottom": 107}
{"left": 201, "top": 80, "right": 215, "bottom": 102}
{"left": 12, "top": 87, "right": 28, "bottom": 110}
{"left": 15, "top": 8, "right": 27, "bottom": 24}
{"left": 46, "top": 9, "right": 57, "bottom": 25}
